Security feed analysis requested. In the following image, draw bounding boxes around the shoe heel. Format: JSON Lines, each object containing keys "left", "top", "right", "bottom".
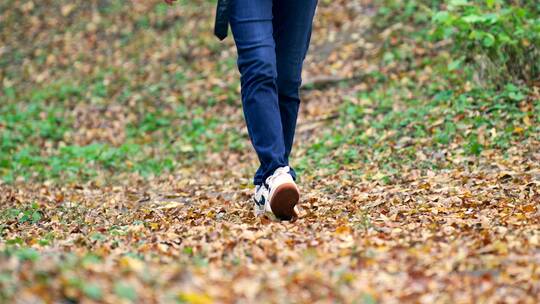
{"left": 270, "top": 183, "right": 299, "bottom": 220}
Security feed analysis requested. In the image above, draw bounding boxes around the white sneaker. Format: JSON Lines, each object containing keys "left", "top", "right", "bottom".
{"left": 253, "top": 184, "right": 269, "bottom": 216}
{"left": 265, "top": 166, "right": 299, "bottom": 220}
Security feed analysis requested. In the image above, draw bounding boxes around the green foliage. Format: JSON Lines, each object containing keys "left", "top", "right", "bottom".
{"left": 114, "top": 282, "right": 138, "bottom": 301}
{"left": 296, "top": 72, "right": 533, "bottom": 182}
{"left": 14, "top": 247, "right": 40, "bottom": 262}
{"left": 432, "top": 0, "right": 540, "bottom": 86}
{"left": 82, "top": 283, "right": 103, "bottom": 300}
{"left": 0, "top": 98, "right": 246, "bottom": 182}
{"left": 1, "top": 202, "right": 43, "bottom": 225}
{"left": 376, "top": 0, "right": 539, "bottom": 87}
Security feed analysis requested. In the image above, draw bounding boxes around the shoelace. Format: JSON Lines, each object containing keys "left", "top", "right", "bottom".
{"left": 265, "top": 166, "right": 290, "bottom": 187}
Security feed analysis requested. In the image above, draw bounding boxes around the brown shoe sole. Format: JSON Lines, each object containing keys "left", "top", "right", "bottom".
{"left": 270, "top": 183, "right": 299, "bottom": 221}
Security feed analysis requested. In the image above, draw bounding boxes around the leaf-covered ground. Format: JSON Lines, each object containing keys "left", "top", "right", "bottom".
{"left": 1, "top": 0, "right": 539, "bottom": 303}
{"left": 2, "top": 145, "right": 540, "bottom": 303}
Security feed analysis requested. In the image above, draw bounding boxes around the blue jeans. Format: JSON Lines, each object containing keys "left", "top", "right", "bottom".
{"left": 230, "top": 0, "right": 318, "bottom": 185}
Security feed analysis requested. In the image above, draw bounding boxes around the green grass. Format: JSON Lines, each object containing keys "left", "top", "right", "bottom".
{"left": 0, "top": 99, "right": 246, "bottom": 182}
{"left": 0, "top": 77, "right": 247, "bottom": 182}
{"left": 1, "top": 65, "right": 536, "bottom": 184}
{"left": 295, "top": 71, "right": 536, "bottom": 183}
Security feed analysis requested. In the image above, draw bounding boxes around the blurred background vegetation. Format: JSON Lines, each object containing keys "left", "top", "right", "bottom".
{"left": 0, "top": 0, "right": 538, "bottom": 184}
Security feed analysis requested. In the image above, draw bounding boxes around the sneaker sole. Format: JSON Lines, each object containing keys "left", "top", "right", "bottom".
{"left": 270, "top": 183, "right": 299, "bottom": 221}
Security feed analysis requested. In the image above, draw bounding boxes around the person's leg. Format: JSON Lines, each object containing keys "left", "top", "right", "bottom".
{"left": 273, "top": 0, "right": 318, "bottom": 181}
{"left": 229, "top": 0, "right": 287, "bottom": 185}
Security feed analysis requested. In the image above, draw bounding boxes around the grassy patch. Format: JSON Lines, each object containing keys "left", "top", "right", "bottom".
{"left": 296, "top": 71, "right": 537, "bottom": 183}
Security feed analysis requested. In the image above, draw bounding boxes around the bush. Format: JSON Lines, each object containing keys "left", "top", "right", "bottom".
{"left": 432, "top": 0, "right": 540, "bottom": 87}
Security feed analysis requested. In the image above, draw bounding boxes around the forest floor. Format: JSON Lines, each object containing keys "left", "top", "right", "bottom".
{"left": 1, "top": 0, "right": 539, "bottom": 303}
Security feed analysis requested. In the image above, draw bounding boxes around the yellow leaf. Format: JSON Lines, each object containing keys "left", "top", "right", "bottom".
{"left": 335, "top": 225, "right": 351, "bottom": 234}
{"left": 119, "top": 256, "right": 144, "bottom": 273}
{"left": 178, "top": 292, "right": 213, "bottom": 304}
{"left": 493, "top": 240, "right": 508, "bottom": 255}
{"left": 158, "top": 201, "right": 182, "bottom": 209}
{"left": 523, "top": 116, "right": 531, "bottom": 126}
{"left": 61, "top": 4, "right": 75, "bottom": 16}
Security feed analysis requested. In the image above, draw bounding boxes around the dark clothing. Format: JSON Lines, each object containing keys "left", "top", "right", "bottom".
{"left": 229, "top": 0, "right": 318, "bottom": 185}
{"left": 214, "top": 0, "right": 230, "bottom": 40}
